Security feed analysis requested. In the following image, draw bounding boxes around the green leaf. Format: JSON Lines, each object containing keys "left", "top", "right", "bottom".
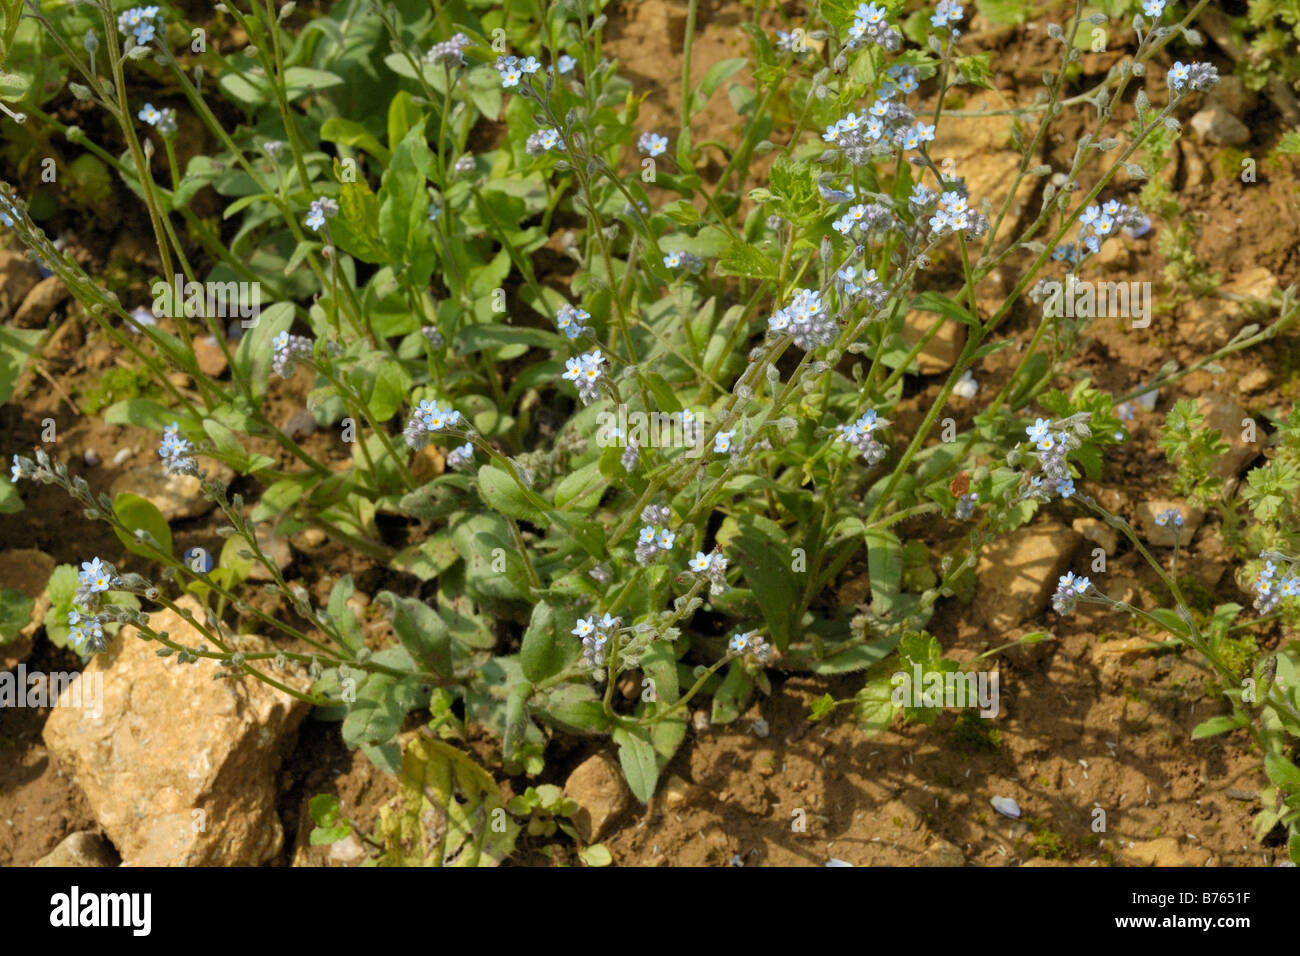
{"left": 612, "top": 726, "right": 660, "bottom": 803}
{"left": 0, "top": 326, "right": 43, "bottom": 405}
{"left": 203, "top": 418, "right": 247, "bottom": 464}
{"left": 373, "top": 737, "right": 518, "bottom": 866}
{"left": 909, "top": 290, "right": 978, "bottom": 328}
{"left": 378, "top": 591, "right": 452, "bottom": 677}
{"left": 864, "top": 529, "right": 902, "bottom": 618}
{"left": 1191, "top": 715, "right": 1244, "bottom": 739}
{"left": 112, "top": 492, "right": 173, "bottom": 559}
{"left": 732, "top": 513, "right": 798, "bottom": 649}
{"left": 0, "top": 477, "right": 23, "bottom": 515}
{"left": 341, "top": 674, "right": 407, "bottom": 748}
{"left": 319, "top": 116, "right": 391, "bottom": 164}
{"left": 477, "top": 464, "right": 546, "bottom": 524}
{"left": 710, "top": 659, "right": 755, "bottom": 724}
{"left": 232, "top": 302, "right": 295, "bottom": 398}
{"left": 102, "top": 398, "right": 178, "bottom": 431}
{"left": 1264, "top": 752, "right": 1300, "bottom": 791}
{"left": 691, "top": 56, "right": 747, "bottom": 117}
{"left": 716, "top": 239, "right": 776, "bottom": 279}
{"left": 0, "top": 589, "right": 34, "bottom": 645}
{"left": 809, "top": 692, "right": 837, "bottom": 722}
{"left": 579, "top": 843, "right": 612, "bottom": 866}
{"left": 519, "top": 601, "right": 572, "bottom": 683}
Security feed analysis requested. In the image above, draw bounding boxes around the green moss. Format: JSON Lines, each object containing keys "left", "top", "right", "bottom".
{"left": 1021, "top": 816, "right": 1071, "bottom": 860}
{"left": 79, "top": 365, "right": 155, "bottom": 415}
{"left": 949, "top": 710, "right": 1002, "bottom": 753}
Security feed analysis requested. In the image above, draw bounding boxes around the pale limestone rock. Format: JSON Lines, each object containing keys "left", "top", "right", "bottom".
{"left": 43, "top": 596, "right": 310, "bottom": 866}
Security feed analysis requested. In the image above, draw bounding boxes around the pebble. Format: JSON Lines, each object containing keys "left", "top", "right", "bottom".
{"left": 83, "top": 448, "right": 101, "bottom": 467}
{"left": 826, "top": 858, "right": 854, "bottom": 867}
{"left": 692, "top": 710, "right": 710, "bottom": 733}
{"left": 111, "top": 448, "right": 133, "bottom": 467}
{"left": 751, "top": 717, "right": 770, "bottom": 738}
{"left": 991, "top": 796, "right": 1022, "bottom": 819}
{"left": 281, "top": 408, "right": 317, "bottom": 441}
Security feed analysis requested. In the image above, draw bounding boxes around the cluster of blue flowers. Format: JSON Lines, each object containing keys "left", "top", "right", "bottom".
{"left": 728, "top": 630, "right": 772, "bottom": 663}
{"left": 1253, "top": 557, "right": 1300, "bottom": 614}
{"left": 554, "top": 302, "right": 590, "bottom": 340}
{"left": 1167, "top": 61, "right": 1220, "bottom": 95}
{"left": 768, "top": 288, "right": 837, "bottom": 351}
{"left": 403, "top": 400, "right": 461, "bottom": 450}
{"left": 66, "top": 557, "right": 119, "bottom": 654}
{"left": 1153, "top": 507, "right": 1184, "bottom": 530}
{"left": 561, "top": 349, "right": 605, "bottom": 405}
{"left": 271, "top": 330, "right": 313, "bottom": 378}
{"left": 1019, "top": 416, "right": 1086, "bottom": 503}
{"left": 526, "top": 127, "right": 564, "bottom": 156}
{"left": 495, "top": 54, "right": 541, "bottom": 88}
{"left": 137, "top": 102, "right": 177, "bottom": 136}
{"left": 663, "top": 250, "right": 705, "bottom": 274}
{"left": 821, "top": 70, "right": 930, "bottom": 166}
{"left": 572, "top": 613, "right": 619, "bottom": 671}
{"left": 117, "top": 6, "right": 163, "bottom": 46}
{"left": 446, "top": 442, "right": 475, "bottom": 471}
{"left": 688, "top": 549, "right": 730, "bottom": 594}
{"left": 845, "top": 3, "right": 901, "bottom": 51}
{"left": 1051, "top": 199, "right": 1148, "bottom": 265}
{"left": 836, "top": 409, "right": 889, "bottom": 465}
{"left": 930, "top": 0, "right": 964, "bottom": 33}
{"left": 834, "top": 265, "right": 888, "bottom": 308}
{"left": 634, "top": 524, "right": 675, "bottom": 566}
{"left": 304, "top": 197, "right": 338, "bottom": 232}
{"left": 67, "top": 607, "right": 107, "bottom": 655}
{"left": 1052, "top": 571, "right": 1092, "bottom": 615}
{"left": 158, "top": 422, "right": 197, "bottom": 477}
{"left": 638, "top": 132, "right": 668, "bottom": 157}
{"left": 917, "top": 187, "right": 989, "bottom": 240}
{"left": 425, "top": 33, "right": 472, "bottom": 68}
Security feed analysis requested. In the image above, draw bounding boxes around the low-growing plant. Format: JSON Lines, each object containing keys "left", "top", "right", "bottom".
{"left": 3, "top": 0, "right": 1300, "bottom": 865}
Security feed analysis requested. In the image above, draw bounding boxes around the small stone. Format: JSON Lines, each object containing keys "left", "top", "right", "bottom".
{"left": 1072, "top": 517, "right": 1118, "bottom": 556}
{"left": 13, "top": 275, "right": 71, "bottom": 328}
{"left": 1123, "top": 836, "right": 1210, "bottom": 867}
{"left": 247, "top": 527, "right": 293, "bottom": 582}
{"left": 291, "top": 527, "right": 328, "bottom": 551}
{"left": 663, "top": 774, "right": 696, "bottom": 810}
{"left": 617, "top": 674, "right": 639, "bottom": 700}
{"left": 991, "top": 796, "right": 1022, "bottom": 819}
{"left": 281, "top": 408, "right": 317, "bottom": 441}
{"left": 42, "top": 596, "right": 312, "bottom": 865}
{"left": 1197, "top": 392, "right": 1263, "bottom": 480}
{"left": 1190, "top": 105, "right": 1250, "bottom": 146}
{"left": 0, "top": 250, "right": 42, "bottom": 321}
{"left": 918, "top": 839, "right": 965, "bottom": 866}
{"left": 109, "top": 461, "right": 235, "bottom": 521}
{"left": 1237, "top": 368, "right": 1270, "bottom": 395}
{"left": 976, "top": 521, "right": 1082, "bottom": 628}
{"left": 111, "top": 448, "right": 133, "bottom": 467}
{"left": 825, "top": 858, "right": 854, "bottom": 867}
{"left": 83, "top": 448, "right": 101, "bottom": 467}
{"left": 411, "top": 445, "right": 446, "bottom": 484}
{"left": 902, "top": 305, "right": 965, "bottom": 373}
{"left": 193, "top": 335, "right": 229, "bottom": 378}
{"left": 751, "top": 717, "right": 770, "bottom": 738}
{"left": 1135, "top": 499, "right": 1205, "bottom": 548}
{"left": 32, "top": 831, "right": 119, "bottom": 867}
{"left": 564, "top": 754, "right": 630, "bottom": 842}
{"left": 1206, "top": 75, "right": 1256, "bottom": 119}
{"left": 327, "top": 833, "right": 366, "bottom": 863}
{"left": 692, "top": 709, "right": 710, "bottom": 733}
